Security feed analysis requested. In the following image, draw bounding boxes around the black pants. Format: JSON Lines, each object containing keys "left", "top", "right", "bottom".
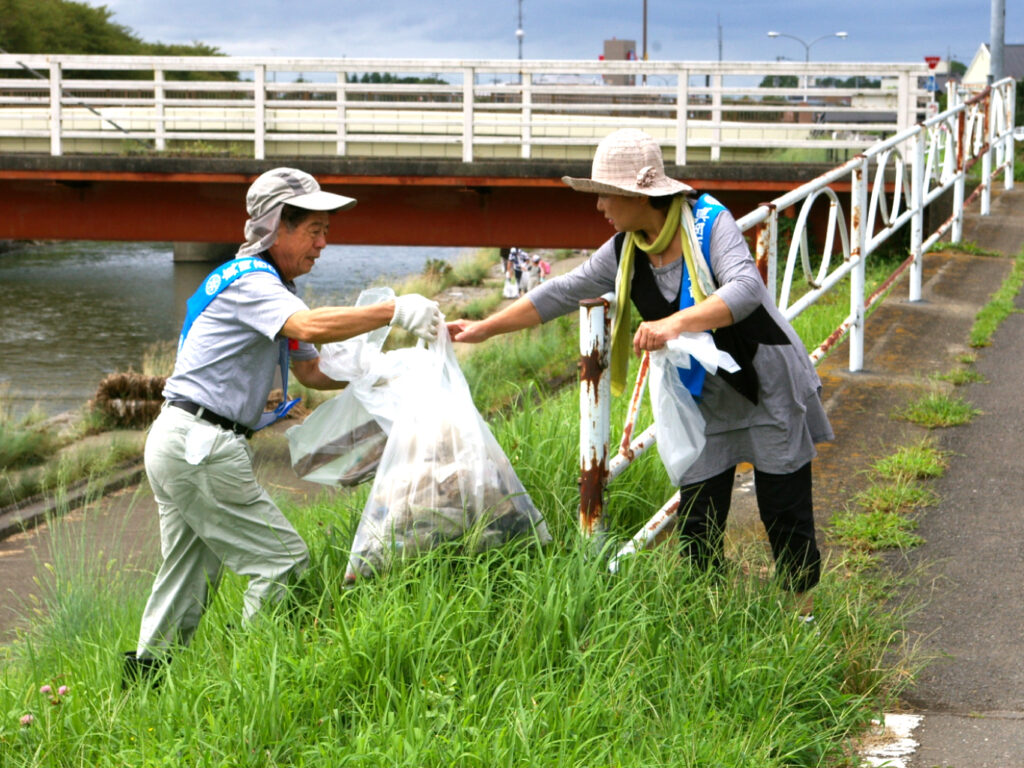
{"left": 677, "top": 462, "right": 821, "bottom": 592}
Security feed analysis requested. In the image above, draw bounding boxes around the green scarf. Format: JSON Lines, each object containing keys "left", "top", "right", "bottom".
{"left": 610, "top": 196, "right": 712, "bottom": 396}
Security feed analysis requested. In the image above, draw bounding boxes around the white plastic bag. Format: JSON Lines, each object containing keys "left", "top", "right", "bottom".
{"left": 346, "top": 328, "right": 550, "bottom": 580}
{"left": 286, "top": 287, "right": 399, "bottom": 486}
{"left": 502, "top": 277, "right": 519, "bottom": 299}
{"left": 286, "top": 390, "right": 387, "bottom": 486}
{"left": 649, "top": 349, "right": 707, "bottom": 487}
{"left": 648, "top": 333, "right": 740, "bottom": 486}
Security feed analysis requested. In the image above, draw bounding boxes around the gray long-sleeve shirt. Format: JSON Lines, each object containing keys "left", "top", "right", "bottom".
{"left": 527, "top": 206, "right": 833, "bottom": 483}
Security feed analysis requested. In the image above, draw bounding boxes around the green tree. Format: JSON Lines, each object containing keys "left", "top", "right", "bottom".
{"left": 0, "top": 0, "right": 232, "bottom": 80}
{"left": 0, "top": 0, "right": 225, "bottom": 57}
{"left": 0, "top": 0, "right": 142, "bottom": 54}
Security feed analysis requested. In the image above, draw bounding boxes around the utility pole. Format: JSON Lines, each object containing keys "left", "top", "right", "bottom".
{"left": 642, "top": 0, "right": 648, "bottom": 63}
{"left": 990, "top": 0, "right": 1005, "bottom": 83}
{"left": 642, "top": 0, "right": 648, "bottom": 86}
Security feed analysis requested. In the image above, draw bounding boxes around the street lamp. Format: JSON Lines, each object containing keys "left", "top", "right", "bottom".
{"left": 767, "top": 30, "right": 848, "bottom": 102}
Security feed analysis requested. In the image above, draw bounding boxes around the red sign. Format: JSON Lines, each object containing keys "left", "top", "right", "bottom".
{"left": 924, "top": 56, "right": 941, "bottom": 69}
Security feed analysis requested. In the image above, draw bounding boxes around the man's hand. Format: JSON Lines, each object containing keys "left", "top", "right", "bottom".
{"left": 391, "top": 294, "right": 442, "bottom": 341}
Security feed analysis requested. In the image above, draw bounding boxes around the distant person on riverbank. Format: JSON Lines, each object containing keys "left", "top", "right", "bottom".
{"left": 509, "top": 247, "right": 528, "bottom": 295}
{"left": 125, "top": 167, "right": 442, "bottom": 686}
{"left": 538, "top": 256, "right": 551, "bottom": 282}
{"left": 523, "top": 254, "right": 543, "bottom": 292}
{"left": 447, "top": 129, "right": 831, "bottom": 615}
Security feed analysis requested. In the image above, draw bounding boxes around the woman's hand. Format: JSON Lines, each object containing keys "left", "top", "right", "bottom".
{"left": 632, "top": 315, "right": 684, "bottom": 356}
{"left": 447, "top": 319, "right": 490, "bottom": 343}
{"left": 633, "top": 296, "right": 735, "bottom": 356}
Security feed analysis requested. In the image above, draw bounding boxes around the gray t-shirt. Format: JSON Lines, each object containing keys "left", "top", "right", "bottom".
{"left": 527, "top": 206, "right": 833, "bottom": 483}
{"left": 163, "top": 269, "right": 317, "bottom": 428}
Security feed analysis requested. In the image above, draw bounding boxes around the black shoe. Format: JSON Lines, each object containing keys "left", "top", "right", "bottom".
{"left": 121, "top": 651, "right": 168, "bottom": 690}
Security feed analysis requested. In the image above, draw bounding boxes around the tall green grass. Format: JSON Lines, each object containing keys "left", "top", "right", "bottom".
{"left": 0, "top": 243, "right": 925, "bottom": 765}
{"left": 0, "top": 376, "right": 906, "bottom": 767}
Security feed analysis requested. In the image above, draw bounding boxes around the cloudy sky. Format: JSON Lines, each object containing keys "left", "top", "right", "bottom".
{"left": 99, "top": 0, "right": 1017, "bottom": 68}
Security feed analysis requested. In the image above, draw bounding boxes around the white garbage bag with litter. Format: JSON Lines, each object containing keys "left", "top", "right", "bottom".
{"left": 345, "top": 327, "right": 550, "bottom": 581}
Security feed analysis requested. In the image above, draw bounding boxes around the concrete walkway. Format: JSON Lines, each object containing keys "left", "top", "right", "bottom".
{"left": 807, "top": 187, "right": 1024, "bottom": 767}
{"left": 898, "top": 189, "right": 1024, "bottom": 767}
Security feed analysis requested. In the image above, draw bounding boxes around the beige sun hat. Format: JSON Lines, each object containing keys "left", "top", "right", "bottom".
{"left": 562, "top": 128, "right": 693, "bottom": 197}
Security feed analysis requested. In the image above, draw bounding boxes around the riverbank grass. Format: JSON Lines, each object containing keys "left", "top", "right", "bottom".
{"left": 0, "top": 375, "right": 908, "bottom": 767}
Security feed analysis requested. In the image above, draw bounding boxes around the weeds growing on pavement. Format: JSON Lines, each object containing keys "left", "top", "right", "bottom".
{"left": 970, "top": 246, "right": 1024, "bottom": 347}
{"left": 852, "top": 478, "right": 938, "bottom": 516}
{"left": 931, "top": 366, "right": 985, "bottom": 385}
{"left": 870, "top": 440, "right": 949, "bottom": 480}
{"left": 830, "top": 509, "right": 923, "bottom": 552}
{"left": 930, "top": 240, "right": 1003, "bottom": 258}
{"left": 895, "top": 390, "right": 981, "bottom": 429}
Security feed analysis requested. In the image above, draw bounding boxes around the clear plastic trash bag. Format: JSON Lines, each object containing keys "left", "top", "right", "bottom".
{"left": 286, "top": 287, "right": 401, "bottom": 486}
{"left": 345, "top": 328, "right": 550, "bottom": 581}
{"left": 648, "top": 332, "right": 739, "bottom": 486}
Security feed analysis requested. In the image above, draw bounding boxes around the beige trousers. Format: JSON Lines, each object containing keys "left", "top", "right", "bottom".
{"left": 136, "top": 405, "right": 309, "bottom": 657}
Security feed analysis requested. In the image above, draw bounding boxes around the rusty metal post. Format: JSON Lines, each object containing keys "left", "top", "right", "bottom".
{"left": 848, "top": 156, "right": 868, "bottom": 372}
{"left": 909, "top": 131, "right": 925, "bottom": 302}
{"left": 754, "top": 203, "right": 778, "bottom": 302}
{"left": 579, "top": 297, "right": 611, "bottom": 537}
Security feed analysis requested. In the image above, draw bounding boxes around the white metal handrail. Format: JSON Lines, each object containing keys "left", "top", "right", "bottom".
{"left": 0, "top": 54, "right": 929, "bottom": 162}
{"left": 579, "top": 78, "right": 1017, "bottom": 556}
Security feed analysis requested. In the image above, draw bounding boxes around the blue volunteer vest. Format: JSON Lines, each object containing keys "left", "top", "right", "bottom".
{"left": 179, "top": 257, "right": 301, "bottom": 431}
{"left": 677, "top": 194, "right": 727, "bottom": 398}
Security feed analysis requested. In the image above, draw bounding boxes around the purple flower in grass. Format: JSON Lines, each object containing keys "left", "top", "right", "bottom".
{"left": 20, "top": 713, "right": 34, "bottom": 726}
{"left": 39, "top": 685, "right": 51, "bottom": 695}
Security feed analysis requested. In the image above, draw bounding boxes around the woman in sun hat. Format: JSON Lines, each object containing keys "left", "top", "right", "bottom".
{"left": 448, "top": 129, "right": 832, "bottom": 611}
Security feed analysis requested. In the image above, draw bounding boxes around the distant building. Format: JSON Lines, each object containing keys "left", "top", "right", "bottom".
{"left": 962, "top": 43, "right": 1024, "bottom": 89}
{"left": 602, "top": 38, "right": 637, "bottom": 86}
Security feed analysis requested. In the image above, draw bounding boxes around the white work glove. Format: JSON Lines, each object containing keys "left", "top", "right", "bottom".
{"left": 390, "top": 294, "right": 442, "bottom": 341}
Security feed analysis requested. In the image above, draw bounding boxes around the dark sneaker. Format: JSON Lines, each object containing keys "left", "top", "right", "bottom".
{"left": 121, "top": 651, "right": 168, "bottom": 690}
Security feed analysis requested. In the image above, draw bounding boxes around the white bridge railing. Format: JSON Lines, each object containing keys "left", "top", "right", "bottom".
{"left": 578, "top": 79, "right": 1017, "bottom": 559}
{"left": 0, "top": 54, "right": 930, "bottom": 163}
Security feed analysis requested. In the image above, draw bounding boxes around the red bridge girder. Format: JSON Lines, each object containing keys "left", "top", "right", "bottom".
{"left": 0, "top": 158, "right": 852, "bottom": 249}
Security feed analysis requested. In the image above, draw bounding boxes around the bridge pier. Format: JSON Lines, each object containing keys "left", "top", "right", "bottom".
{"left": 172, "top": 242, "right": 237, "bottom": 263}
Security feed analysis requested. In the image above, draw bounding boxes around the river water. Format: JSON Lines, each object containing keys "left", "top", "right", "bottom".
{"left": 0, "top": 240, "right": 469, "bottom": 420}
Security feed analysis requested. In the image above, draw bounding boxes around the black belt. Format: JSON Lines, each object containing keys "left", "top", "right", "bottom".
{"left": 169, "top": 400, "right": 254, "bottom": 439}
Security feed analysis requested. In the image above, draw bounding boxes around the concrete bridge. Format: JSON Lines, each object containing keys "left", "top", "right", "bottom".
{"left": 0, "top": 54, "right": 934, "bottom": 248}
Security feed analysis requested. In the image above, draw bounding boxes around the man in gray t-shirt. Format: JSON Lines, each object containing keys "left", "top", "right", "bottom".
{"left": 125, "top": 168, "right": 443, "bottom": 686}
